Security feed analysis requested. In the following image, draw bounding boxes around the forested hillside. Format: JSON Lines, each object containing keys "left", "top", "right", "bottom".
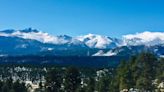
{"left": 0, "top": 53, "right": 163, "bottom": 92}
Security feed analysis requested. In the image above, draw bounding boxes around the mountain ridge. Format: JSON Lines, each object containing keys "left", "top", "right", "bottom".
{"left": 0, "top": 28, "right": 164, "bottom": 56}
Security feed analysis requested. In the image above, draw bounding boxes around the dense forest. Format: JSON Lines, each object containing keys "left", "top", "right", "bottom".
{"left": 0, "top": 52, "right": 163, "bottom": 92}
{"left": 0, "top": 56, "right": 128, "bottom": 68}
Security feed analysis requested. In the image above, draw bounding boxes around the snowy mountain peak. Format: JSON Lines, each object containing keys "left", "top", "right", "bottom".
{"left": 123, "top": 31, "right": 164, "bottom": 46}
{"left": 76, "top": 34, "right": 121, "bottom": 49}
{"left": 19, "top": 28, "right": 39, "bottom": 33}
{"left": 76, "top": 33, "right": 100, "bottom": 41}
{"left": 57, "top": 35, "right": 72, "bottom": 40}
{"left": 0, "top": 29, "right": 16, "bottom": 33}
{"left": 0, "top": 28, "right": 39, "bottom": 34}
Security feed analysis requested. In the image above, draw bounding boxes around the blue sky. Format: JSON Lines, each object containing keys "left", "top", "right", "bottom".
{"left": 0, "top": 0, "right": 164, "bottom": 37}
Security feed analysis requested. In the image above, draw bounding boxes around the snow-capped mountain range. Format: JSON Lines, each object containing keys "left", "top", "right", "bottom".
{"left": 123, "top": 31, "right": 164, "bottom": 46}
{"left": 0, "top": 28, "right": 122, "bottom": 49}
{"left": 0, "top": 28, "right": 164, "bottom": 56}
{"left": 0, "top": 28, "right": 83, "bottom": 45}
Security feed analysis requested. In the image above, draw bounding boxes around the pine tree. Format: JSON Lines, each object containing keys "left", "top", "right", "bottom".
{"left": 0, "top": 80, "right": 3, "bottom": 91}
{"left": 39, "top": 81, "right": 43, "bottom": 89}
{"left": 1, "top": 84, "right": 9, "bottom": 92}
{"left": 64, "top": 67, "right": 81, "bottom": 92}
{"left": 86, "top": 77, "right": 95, "bottom": 92}
{"left": 45, "top": 68, "right": 62, "bottom": 92}
{"left": 156, "top": 58, "right": 164, "bottom": 83}
{"left": 12, "top": 80, "right": 27, "bottom": 92}
{"left": 97, "top": 76, "right": 111, "bottom": 92}
{"left": 116, "top": 60, "right": 132, "bottom": 90}
{"left": 135, "top": 52, "right": 157, "bottom": 91}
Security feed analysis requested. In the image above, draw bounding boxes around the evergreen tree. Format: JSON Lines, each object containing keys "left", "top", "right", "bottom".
{"left": 97, "top": 76, "right": 111, "bottom": 92}
{"left": 45, "top": 68, "right": 62, "bottom": 92}
{"left": 0, "top": 80, "right": 3, "bottom": 91}
{"left": 1, "top": 84, "right": 9, "bottom": 92}
{"left": 86, "top": 77, "right": 95, "bottom": 92}
{"left": 6, "top": 77, "right": 13, "bottom": 89}
{"left": 109, "top": 78, "right": 119, "bottom": 92}
{"left": 76, "top": 87, "right": 86, "bottom": 92}
{"left": 156, "top": 58, "right": 164, "bottom": 83}
{"left": 96, "top": 70, "right": 112, "bottom": 92}
{"left": 39, "top": 81, "right": 43, "bottom": 89}
{"left": 135, "top": 52, "right": 157, "bottom": 91}
{"left": 64, "top": 67, "right": 81, "bottom": 92}
{"left": 116, "top": 60, "right": 132, "bottom": 90}
{"left": 12, "top": 80, "right": 27, "bottom": 92}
